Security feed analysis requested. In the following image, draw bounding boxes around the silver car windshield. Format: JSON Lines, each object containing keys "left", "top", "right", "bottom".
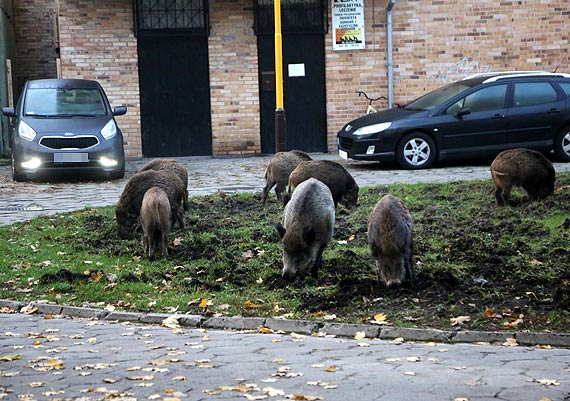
{"left": 23, "top": 88, "right": 108, "bottom": 117}
{"left": 405, "top": 82, "right": 473, "bottom": 111}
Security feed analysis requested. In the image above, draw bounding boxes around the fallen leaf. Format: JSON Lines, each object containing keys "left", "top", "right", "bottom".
{"left": 450, "top": 315, "right": 471, "bottom": 326}
{"left": 162, "top": 316, "right": 181, "bottom": 329}
{"left": 324, "top": 365, "right": 337, "bottom": 372}
{"left": 354, "top": 331, "right": 366, "bottom": 340}
{"left": 244, "top": 300, "right": 261, "bottom": 309}
{"left": 173, "top": 237, "right": 183, "bottom": 246}
{"left": 532, "top": 378, "right": 560, "bottom": 386}
{"left": 127, "top": 375, "right": 154, "bottom": 381}
{"left": 374, "top": 313, "right": 387, "bottom": 322}
{"left": 0, "top": 355, "right": 21, "bottom": 362}
{"left": 20, "top": 304, "right": 38, "bottom": 315}
{"left": 259, "top": 327, "right": 274, "bottom": 334}
{"left": 404, "top": 371, "right": 416, "bottom": 376}
{"left": 503, "top": 338, "right": 518, "bottom": 347}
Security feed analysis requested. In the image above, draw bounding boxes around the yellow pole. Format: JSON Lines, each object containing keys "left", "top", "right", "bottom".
{"left": 274, "top": 0, "right": 286, "bottom": 152}
{"left": 274, "top": 0, "right": 284, "bottom": 109}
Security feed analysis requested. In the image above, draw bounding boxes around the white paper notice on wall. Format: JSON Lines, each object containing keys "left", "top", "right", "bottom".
{"left": 288, "top": 64, "right": 305, "bottom": 78}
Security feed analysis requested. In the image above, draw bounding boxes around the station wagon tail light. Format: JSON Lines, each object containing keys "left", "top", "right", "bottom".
{"left": 18, "top": 121, "right": 37, "bottom": 141}
{"left": 101, "top": 119, "right": 117, "bottom": 139}
{"left": 353, "top": 122, "right": 392, "bottom": 136}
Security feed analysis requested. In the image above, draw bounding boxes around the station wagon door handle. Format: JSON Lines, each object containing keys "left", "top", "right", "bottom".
{"left": 548, "top": 108, "right": 561, "bottom": 113}
{"left": 492, "top": 114, "right": 505, "bottom": 119}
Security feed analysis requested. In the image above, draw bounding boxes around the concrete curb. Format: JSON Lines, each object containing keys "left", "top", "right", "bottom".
{"left": 2, "top": 299, "right": 569, "bottom": 348}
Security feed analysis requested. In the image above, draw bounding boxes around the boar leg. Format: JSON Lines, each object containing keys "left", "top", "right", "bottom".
{"left": 494, "top": 186, "right": 508, "bottom": 206}
{"left": 261, "top": 180, "right": 274, "bottom": 204}
{"left": 161, "top": 231, "right": 169, "bottom": 257}
{"left": 312, "top": 245, "right": 326, "bottom": 280}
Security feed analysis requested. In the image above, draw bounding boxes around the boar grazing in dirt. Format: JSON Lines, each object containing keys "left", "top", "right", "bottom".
{"left": 140, "top": 187, "right": 172, "bottom": 259}
{"left": 116, "top": 169, "right": 186, "bottom": 237}
{"left": 275, "top": 178, "right": 335, "bottom": 282}
{"left": 139, "top": 159, "right": 189, "bottom": 211}
{"left": 490, "top": 148, "right": 555, "bottom": 206}
{"left": 261, "top": 150, "right": 312, "bottom": 204}
{"left": 284, "top": 160, "right": 359, "bottom": 208}
{"left": 367, "top": 194, "right": 415, "bottom": 288}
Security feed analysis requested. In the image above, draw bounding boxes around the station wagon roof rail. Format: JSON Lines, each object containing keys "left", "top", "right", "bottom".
{"left": 482, "top": 72, "right": 570, "bottom": 83}
{"left": 462, "top": 71, "right": 545, "bottom": 80}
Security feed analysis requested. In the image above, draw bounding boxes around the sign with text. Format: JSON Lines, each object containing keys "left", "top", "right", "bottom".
{"left": 332, "top": 0, "right": 365, "bottom": 51}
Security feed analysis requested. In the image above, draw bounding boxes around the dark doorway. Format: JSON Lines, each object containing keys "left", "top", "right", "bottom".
{"left": 135, "top": 0, "right": 212, "bottom": 157}
{"left": 255, "top": 0, "right": 328, "bottom": 154}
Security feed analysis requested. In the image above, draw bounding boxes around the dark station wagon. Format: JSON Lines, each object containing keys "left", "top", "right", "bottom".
{"left": 2, "top": 78, "right": 127, "bottom": 181}
{"left": 337, "top": 71, "right": 570, "bottom": 169}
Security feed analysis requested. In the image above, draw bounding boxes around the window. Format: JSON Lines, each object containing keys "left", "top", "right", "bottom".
{"left": 446, "top": 84, "right": 507, "bottom": 114}
{"left": 135, "top": 0, "right": 208, "bottom": 34}
{"left": 513, "top": 82, "right": 558, "bottom": 107}
{"left": 558, "top": 82, "right": 570, "bottom": 97}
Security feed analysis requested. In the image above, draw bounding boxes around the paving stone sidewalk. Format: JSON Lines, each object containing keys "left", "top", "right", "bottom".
{"left": 2, "top": 312, "right": 570, "bottom": 401}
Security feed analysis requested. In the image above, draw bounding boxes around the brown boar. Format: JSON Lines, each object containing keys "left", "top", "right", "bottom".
{"left": 116, "top": 169, "right": 185, "bottom": 237}
{"left": 261, "top": 150, "right": 312, "bottom": 204}
{"left": 367, "top": 194, "right": 415, "bottom": 288}
{"left": 490, "top": 148, "right": 555, "bottom": 206}
{"left": 275, "top": 178, "right": 335, "bottom": 282}
{"left": 140, "top": 187, "right": 172, "bottom": 259}
{"left": 138, "top": 159, "right": 189, "bottom": 210}
{"left": 284, "top": 160, "right": 359, "bottom": 208}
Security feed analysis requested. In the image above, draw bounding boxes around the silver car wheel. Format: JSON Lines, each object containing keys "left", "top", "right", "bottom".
{"left": 403, "top": 138, "right": 431, "bottom": 166}
{"left": 561, "top": 131, "right": 570, "bottom": 157}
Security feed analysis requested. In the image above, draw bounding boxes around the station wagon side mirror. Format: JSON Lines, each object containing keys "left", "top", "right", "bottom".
{"left": 2, "top": 107, "right": 16, "bottom": 117}
{"left": 455, "top": 108, "right": 471, "bottom": 118}
{"left": 113, "top": 106, "right": 127, "bottom": 116}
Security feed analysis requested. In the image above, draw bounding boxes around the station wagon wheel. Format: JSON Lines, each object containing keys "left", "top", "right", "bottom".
{"left": 554, "top": 128, "right": 570, "bottom": 162}
{"left": 396, "top": 132, "right": 436, "bottom": 169}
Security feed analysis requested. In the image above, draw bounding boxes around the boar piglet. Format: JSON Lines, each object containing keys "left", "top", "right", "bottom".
{"left": 284, "top": 160, "right": 359, "bottom": 208}
{"left": 490, "top": 148, "right": 555, "bottom": 206}
{"left": 140, "top": 187, "right": 172, "bottom": 259}
{"left": 367, "top": 194, "right": 415, "bottom": 288}
{"left": 275, "top": 178, "right": 335, "bottom": 282}
{"left": 116, "top": 169, "right": 186, "bottom": 237}
{"left": 138, "top": 158, "right": 189, "bottom": 211}
{"left": 261, "top": 150, "right": 312, "bottom": 204}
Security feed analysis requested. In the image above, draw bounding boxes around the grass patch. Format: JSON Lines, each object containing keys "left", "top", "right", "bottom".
{"left": 1, "top": 174, "right": 570, "bottom": 332}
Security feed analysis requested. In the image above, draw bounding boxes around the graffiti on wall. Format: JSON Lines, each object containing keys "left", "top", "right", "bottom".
{"left": 431, "top": 57, "right": 494, "bottom": 82}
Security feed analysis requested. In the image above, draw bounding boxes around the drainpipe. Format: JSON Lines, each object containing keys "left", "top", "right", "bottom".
{"left": 386, "top": 0, "right": 396, "bottom": 108}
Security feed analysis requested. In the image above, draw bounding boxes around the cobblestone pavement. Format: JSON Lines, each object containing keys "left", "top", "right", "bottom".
{"left": 1, "top": 153, "right": 569, "bottom": 226}
{"left": 1, "top": 313, "right": 570, "bottom": 401}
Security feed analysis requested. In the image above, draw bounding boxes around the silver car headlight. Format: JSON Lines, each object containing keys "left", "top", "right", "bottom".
{"left": 18, "top": 121, "right": 37, "bottom": 141}
{"left": 352, "top": 122, "right": 392, "bottom": 136}
{"left": 101, "top": 119, "right": 117, "bottom": 140}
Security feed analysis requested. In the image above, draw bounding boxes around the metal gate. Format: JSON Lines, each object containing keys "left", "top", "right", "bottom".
{"left": 134, "top": 0, "right": 212, "bottom": 157}
{"left": 255, "top": 0, "right": 328, "bottom": 154}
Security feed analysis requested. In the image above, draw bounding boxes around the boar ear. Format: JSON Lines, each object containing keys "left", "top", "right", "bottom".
{"left": 303, "top": 227, "right": 316, "bottom": 245}
{"left": 275, "top": 223, "right": 286, "bottom": 239}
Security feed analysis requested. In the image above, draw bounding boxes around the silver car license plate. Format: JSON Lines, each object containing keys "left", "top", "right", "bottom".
{"left": 54, "top": 153, "right": 89, "bottom": 163}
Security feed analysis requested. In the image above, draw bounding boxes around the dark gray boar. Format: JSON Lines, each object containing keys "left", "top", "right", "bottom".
{"left": 116, "top": 169, "right": 185, "bottom": 237}
{"left": 285, "top": 160, "right": 359, "bottom": 208}
{"left": 490, "top": 148, "right": 555, "bottom": 206}
{"left": 261, "top": 150, "right": 312, "bottom": 204}
{"left": 140, "top": 187, "right": 172, "bottom": 259}
{"left": 275, "top": 178, "right": 335, "bottom": 282}
{"left": 367, "top": 194, "right": 415, "bottom": 288}
{"left": 139, "top": 159, "right": 189, "bottom": 210}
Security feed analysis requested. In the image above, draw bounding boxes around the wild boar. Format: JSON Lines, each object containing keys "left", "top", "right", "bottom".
{"left": 116, "top": 169, "right": 186, "bottom": 236}
{"left": 284, "top": 160, "right": 359, "bottom": 208}
{"left": 275, "top": 178, "right": 335, "bottom": 282}
{"left": 367, "top": 194, "right": 415, "bottom": 288}
{"left": 490, "top": 148, "right": 555, "bottom": 206}
{"left": 140, "top": 187, "right": 172, "bottom": 259}
{"left": 139, "top": 159, "right": 189, "bottom": 211}
{"left": 261, "top": 150, "right": 312, "bottom": 204}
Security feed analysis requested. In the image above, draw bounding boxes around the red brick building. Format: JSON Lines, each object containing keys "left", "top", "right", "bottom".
{"left": 10, "top": 0, "right": 570, "bottom": 159}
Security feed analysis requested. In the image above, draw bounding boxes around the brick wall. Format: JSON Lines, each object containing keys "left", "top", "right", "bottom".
{"left": 13, "top": 0, "right": 570, "bottom": 157}
{"left": 324, "top": 0, "right": 570, "bottom": 152}
{"left": 57, "top": 0, "right": 141, "bottom": 158}
{"left": 12, "top": 0, "right": 58, "bottom": 94}
{"left": 208, "top": 0, "right": 261, "bottom": 156}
